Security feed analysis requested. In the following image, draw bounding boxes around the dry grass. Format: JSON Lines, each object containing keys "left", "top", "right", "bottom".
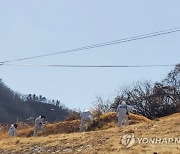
{"left": 0, "top": 112, "right": 149, "bottom": 138}
{"left": 0, "top": 113, "right": 179, "bottom": 154}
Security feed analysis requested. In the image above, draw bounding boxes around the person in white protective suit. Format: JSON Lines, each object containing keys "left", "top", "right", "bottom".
{"left": 116, "top": 101, "right": 132, "bottom": 127}
{"left": 8, "top": 123, "right": 18, "bottom": 138}
{"left": 80, "top": 110, "right": 93, "bottom": 132}
{"left": 34, "top": 115, "right": 45, "bottom": 136}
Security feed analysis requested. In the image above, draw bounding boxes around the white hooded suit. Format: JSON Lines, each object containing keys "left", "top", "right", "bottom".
{"left": 80, "top": 110, "right": 93, "bottom": 132}
{"left": 8, "top": 124, "right": 18, "bottom": 138}
{"left": 34, "top": 116, "right": 45, "bottom": 136}
{"left": 116, "top": 102, "right": 131, "bottom": 127}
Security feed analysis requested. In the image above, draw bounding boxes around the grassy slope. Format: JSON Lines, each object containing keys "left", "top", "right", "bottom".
{"left": 0, "top": 113, "right": 179, "bottom": 154}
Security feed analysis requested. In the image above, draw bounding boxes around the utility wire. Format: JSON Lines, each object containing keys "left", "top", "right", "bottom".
{"left": 0, "top": 27, "right": 180, "bottom": 65}
{"left": 2, "top": 63, "right": 177, "bottom": 68}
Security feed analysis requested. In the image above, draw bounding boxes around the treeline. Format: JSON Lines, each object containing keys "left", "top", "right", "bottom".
{"left": 93, "top": 65, "right": 180, "bottom": 119}
{"left": 25, "top": 94, "right": 61, "bottom": 106}
{"left": 0, "top": 79, "right": 70, "bottom": 124}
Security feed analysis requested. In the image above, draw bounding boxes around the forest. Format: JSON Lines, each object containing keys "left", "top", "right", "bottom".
{"left": 0, "top": 80, "right": 70, "bottom": 123}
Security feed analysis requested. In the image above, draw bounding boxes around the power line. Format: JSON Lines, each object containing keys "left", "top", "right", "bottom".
{"left": 2, "top": 63, "right": 177, "bottom": 68}
{"left": 1, "top": 27, "right": 180, "bottom": 65}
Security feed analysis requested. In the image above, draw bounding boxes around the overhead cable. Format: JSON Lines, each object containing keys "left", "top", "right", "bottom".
{"left": 0, "top": 27, "right": 180, "bottom": 65}
{"left": 2, "top": 63, "right": 177, "bottom": 68}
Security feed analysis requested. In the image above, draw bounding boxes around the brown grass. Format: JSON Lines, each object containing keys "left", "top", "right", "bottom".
{"left": 1, "top": 112, "right": 150, "bottom": 138}
{"left": 0, "top": 113, "right": 179, "bottom": 154}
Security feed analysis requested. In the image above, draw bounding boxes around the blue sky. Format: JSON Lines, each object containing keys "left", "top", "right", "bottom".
{"left": 0, "top": 1, "right": 180, "bottom": 110}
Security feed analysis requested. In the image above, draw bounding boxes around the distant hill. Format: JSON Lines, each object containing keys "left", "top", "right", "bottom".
{"left": 0, "top": 79, "right": 70, "bottom": 124}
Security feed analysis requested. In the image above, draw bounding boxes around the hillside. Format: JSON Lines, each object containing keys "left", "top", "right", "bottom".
{"left": 0, "top": 112, "right": 179, "bottom": 153}
{"left": 0, "top": 79, "right": 70, "bottom": 123}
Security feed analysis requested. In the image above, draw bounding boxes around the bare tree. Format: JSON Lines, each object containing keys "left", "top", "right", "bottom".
{"left": 112, "top": 65, "right": 180, "bottom": 119}
{"left": 92, "top": 96, "right": 113, "bottom": 115}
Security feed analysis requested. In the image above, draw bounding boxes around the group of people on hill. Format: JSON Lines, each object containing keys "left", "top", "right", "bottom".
{"left": 8, "top": 115, "right": 46, "bottom": 138}
{"left": 8, "top": 101, "right": 132, "bottom": 137}
{"left": 79, "top": 101, "right": 132, "bottom": 132}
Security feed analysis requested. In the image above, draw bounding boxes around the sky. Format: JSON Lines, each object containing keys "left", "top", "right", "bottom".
{"left": 0, "top": 1, "right": 180, "bottom": 111}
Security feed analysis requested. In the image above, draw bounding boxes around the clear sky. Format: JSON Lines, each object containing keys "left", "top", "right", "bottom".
{"left": 0, "top": 1, "right": 180, "bottom": 110}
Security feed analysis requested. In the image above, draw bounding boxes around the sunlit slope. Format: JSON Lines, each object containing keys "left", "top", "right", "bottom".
{"left": 17, "top": 112, "right": 150, "bottom": 137}
{"left": 0, "top": 113, "right": 179, "bottom": 154}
